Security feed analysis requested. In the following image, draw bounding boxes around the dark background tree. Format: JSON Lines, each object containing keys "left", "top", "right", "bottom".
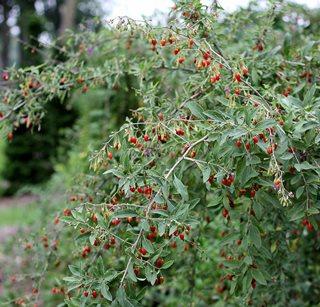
{"left": 0, "top": 0, "right": 105, "bottom": 194}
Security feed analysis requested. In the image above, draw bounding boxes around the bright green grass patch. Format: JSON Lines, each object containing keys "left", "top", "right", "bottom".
{"left": 0, "top": 203, "right": 41, "bottom": 226}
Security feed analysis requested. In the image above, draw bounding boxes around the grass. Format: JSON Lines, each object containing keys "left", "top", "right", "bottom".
{"left": 0, "top": 202, "right": 41, "bottom": 226}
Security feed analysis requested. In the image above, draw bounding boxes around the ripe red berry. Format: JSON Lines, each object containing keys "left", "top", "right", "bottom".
{"left": 83, "top": 291, "right": 89, "bottom": 297}
{"left": 210, "top": 74, "right": 220, "bottom": 83}
{"left": 63, "top": 208, "right": 71, "bottom": 216}
{"left": 252, "top": 135, "right": 259, "bottom": 144}
{"left": 226, "top": 274, "right": 234, "bottom": 281}
{"left": 234, "top": 88, "right": 241, "bottom": 96}
{"left": 175, "top": 128, "right": 185, "bottom": 136}
{"left": 143, "top": 134, "right": 150, "bottom": 141}
{"left": 137, "top": 187, "right": 143, "bottom": 193}
{"left": 91, "top": 214, "right": 97, "bottom": 223}
{"left": 234, "top": 72, "right": 241, "bottom": 82}
{"left": 139, "top": 247, "right": 147, "bottom": 255}
{"left": 273, "top": 179, "right": 281, "bottom": 190}
{"left": 92, "top": 290, "right": 98, "bottom": 298}
{"left": 222, "top": 208, "right": 229, "bottom": 218}
{"left": 160, "top": 39, "right": 166, "bottom": 46}
{"left": 245, "top": 142, "right": 251, "bottom": 151}
{"left": 251, "top": 279, "right": 256, "bottom": 289}
{"left": 155, "top": 257, "right": 164, "bottom": 268}
{"left": 210, "top": 76, "right": 216, "bottom": 83}
{"left": 147, "top": 232, "right": 157, "bottom": 241}
{"left": 168, "top": 36, "right": 175, "bottom": 44}
{"left": 130, "top": 186, "right": 135, "bottom": 192}
{"left": 150, "top": 38, "right": 157, "bottom": 46}
{"left": 107, "top": 152, "right": 113, "bottom": 159}
{"left": 1, "top": 71, "right": 9, "bottom": 81}
{"left": 306, "top": 223, "right": 314, "bottom": 232}
{"left": 201, "top": 59, "right": 210, "bottom": 68}
{"left": 250, "top": 189, "right": 256, "bottom": 198}
{"left": 267, "top": 146, "right": 273, "bottom": 155}
{"left": 111, "top": 218, "right": 121, "bottom": 226}
{"left": 94, "top": 238, "right": 100, "bottom": 246}
{"left": 178, "top": 57, "right": 185, "bottom": 64}
{"left": 109, "top": 236, "right": 116, "bottom": 245}
{"left": 129, "top": 136, "right": 137, "bottom": 144}
{"left": 235, "top": 139, "right": 242, "bottom": 148}
{"left": 189, "top": 150, "right": 196, "bottom": 158}
{"left": 170, "top": 241, "right": 177, "bottom": 248}
{"left": 202, "top": 51, "right": 211, "bottom": 60}
{"left": 242, "top": 66, "right": 249, "bottom": 76}
{"left": 228, "top": 174, "right": 235, "bottom": 183}
{"left": 221, "top": 178, "right": 230, "bottom": 186}
{"left": 179, "top": 233, "right": 185, "bottom": 240}
{"left": 7, "top": 132, "right": 13, "bottom": 142}
{"left": 150, "top": 225, "right": 157, "bottom": 233}
{"left": 134, "top": 267, "right": 141, "bottom": 276}
{"left": 173, "top": 48, "right": 180, "bottom": 55}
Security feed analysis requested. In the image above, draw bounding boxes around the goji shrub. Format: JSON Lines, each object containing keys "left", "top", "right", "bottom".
{"left": 0, "top": 0, "right": 319, "bottom": 306}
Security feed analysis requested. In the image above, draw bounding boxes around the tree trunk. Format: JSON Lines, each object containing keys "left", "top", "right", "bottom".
{"left": 0, "top": 0, "right": 10, "bottom": 68}
{"left": 59, "top": 0, "right": 77, "bottom": 36}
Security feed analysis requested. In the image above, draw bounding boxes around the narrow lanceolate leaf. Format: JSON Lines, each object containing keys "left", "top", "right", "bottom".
{"left": 161, "top": 260, "right": 174, "bottom": 269}
{"left": 294, "top": 161, "right": 314, "bottom": 172}
{"left": 173, "top": 175, "right": 189, "bottom": 201}
{"left": 248, "top": 225, "right": 261, "bottom": 248}
{"left": 201, "top": 165, "right": 211, "bottom": 183}
{"left": 303, "top": 84, "right": 316, "bottom": 105}
{"left": 186, "top": 101, "right": 205, "bottom": 119}
{"left": 127, "top": 261, "right": 137, "bottom": 282}
{"left": 251, "top": 269, "right": 267, "bottom": 285}
{"left": 101, "top": 283, "right": 112, "bottom": 301}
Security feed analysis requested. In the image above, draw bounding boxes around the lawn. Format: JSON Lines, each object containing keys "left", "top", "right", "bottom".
{"left": 0, "top": 201, "right": 41, "bottom": 226}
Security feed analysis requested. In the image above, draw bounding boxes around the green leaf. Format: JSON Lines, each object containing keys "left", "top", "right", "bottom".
{"left": 307, "top": 207, "right": 319, "bottom": 216}
{"left": 173, "top": 175, "right": 189, "bottom": 201}
{"left": 158, "top": 222, "right": 166, "bottom": 237}
{"left": 186, "top": 101, "right": 205, "bottom": 119}
{"left": 68, "top": 265, "right": 82, "bottom": 277}
{"left": 294, "top": 161, "right": 314, "bottom": 172}
{"left": 116, "top": 288, "right": 134, "bottom": 307}
{"left": 296, "top": 186, "right": 304, "bottom": 199}
{"left": 161, "top": 260, "right": 174, "bottom": 269}
{"left": 189, "top": 198, "right": 201, "bottom": 209}
{"left": 71, "top": 210, "right": 85, "bottom": 222}
{"left": 113, "top": 209, "right": 138, "bottom": 219}
{"left": 303, "top": 84, "right": 316, "bottom": 105}
{"left": 207, "top": 194, "right": 222, "bottom": 207}
{"left": 142, "top": 237, "right": 155, "bottom": 254}
{"left": 248, "top": 224, "right": 261, "bottom": 248}
{"left": 104, "top": 270, "right": 118, "bottom": 282}
{"left": 288, "top": 204, "right": 305, "bottom": 221}
{"left": 254, "top": 119, "right": 277, "bottom": 132}
{"left": 127, "top": 261, "right": 137, "bottom": 282}
{"left": 251, "top": 269, "right": 267, "bottom": 285}
{"left": 103, "top": 168, "right": 123, "bottom": 177}
{"left": 101, "top": 284, "right": 112, "bottom": 301}
{"left": 145, "top": 266, "right": 157, "bottom": 285}
{"left": 63, "top": 276, "right": 80, "bottom": 283}
{"left": 220, "top": 233, "right": 238, "bottom": 246}
{"left": 201, "top": 165, "right": 211, "bottom": 183}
